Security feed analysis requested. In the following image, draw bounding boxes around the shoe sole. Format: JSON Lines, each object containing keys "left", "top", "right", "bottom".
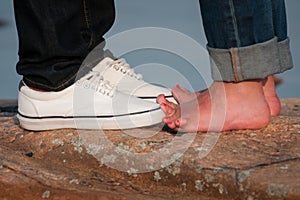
{"left": 17, "top": 108, "right": 163, "bottom": 131}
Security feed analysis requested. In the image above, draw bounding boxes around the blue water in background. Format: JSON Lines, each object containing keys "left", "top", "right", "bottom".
{"left": 0, "top": 0, "right": 299, "bottom": 99}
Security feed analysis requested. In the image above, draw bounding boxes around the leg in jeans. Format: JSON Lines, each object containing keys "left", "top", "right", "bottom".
{"left": 172, "top": 0, "right": 292, "bottom": 115}
{"left": 14, "top": 0, "right": 115, "bottom": 91}
{"left": 157, "top": 0, "right": 293, "bottom": 132}
{"left": 15, "top": 0, "right": 171, "bottom": 130}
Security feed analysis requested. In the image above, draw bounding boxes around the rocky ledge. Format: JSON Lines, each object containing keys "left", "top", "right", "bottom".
{"left": 0, "top": 99, "right": 299, "bottom": 200}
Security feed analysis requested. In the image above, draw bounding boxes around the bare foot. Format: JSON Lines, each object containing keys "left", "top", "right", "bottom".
{"left": 171, "top": 84, "right": 201, "bottom": 104}
{"left": 172, "top": 75, "right": 281, "bottom": 116}
{"left": 262, "top": 76, "right": 281, "bottom": 116}
{"left": 157, "top": 80, "right": 271, "bottom": 132}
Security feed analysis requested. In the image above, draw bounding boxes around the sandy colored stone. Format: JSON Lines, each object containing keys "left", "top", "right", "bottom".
{"left": 0, "top": 99, "right": 299, "bottom": 199}
{"left": 280, "top": 98, "right": 300, "bottom": 116}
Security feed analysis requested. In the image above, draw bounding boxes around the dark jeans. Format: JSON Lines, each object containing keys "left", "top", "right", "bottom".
{"left": 14, "top": 0, "right": 115, "bottom": 91}
{"left": 14, "top": 0, "right": 292, "bottom": 90}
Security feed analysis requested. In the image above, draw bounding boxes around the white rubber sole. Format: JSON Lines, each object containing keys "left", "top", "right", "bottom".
{"left": 17, "top": 108, "right": 164, "bottom": 131}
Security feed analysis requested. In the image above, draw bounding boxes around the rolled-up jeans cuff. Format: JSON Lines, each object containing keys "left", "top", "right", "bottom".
{"left": 278, "top": 38, "right": 293, "bottom": 73}
{"left": 208, "top": 37, "right": 293, "bottom": 82}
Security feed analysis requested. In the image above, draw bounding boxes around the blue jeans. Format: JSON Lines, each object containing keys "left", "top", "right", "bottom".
{"left": 199, "top": 0, "right": 293, "bottom": 81}
{"left": 14, "top": 0, "right": 293, "bottom": 91}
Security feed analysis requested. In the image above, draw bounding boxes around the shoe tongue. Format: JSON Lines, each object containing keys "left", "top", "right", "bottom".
{"left": 92, "top": 57, "right": 114, "bottom": 73}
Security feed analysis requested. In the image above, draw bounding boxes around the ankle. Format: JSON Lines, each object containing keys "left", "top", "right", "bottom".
{"left": 216, "top": 80, "right": 265, "bottom": 96}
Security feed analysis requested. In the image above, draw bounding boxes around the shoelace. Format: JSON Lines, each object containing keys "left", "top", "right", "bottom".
{"left": 109, "top": 58, "right": 143, "bottom": 80}
{"left": 77, "top": 71, "right": 116, "bottom": 97}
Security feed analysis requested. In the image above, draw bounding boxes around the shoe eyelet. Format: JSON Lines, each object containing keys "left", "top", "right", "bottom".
{"left": 83, "top": 82, "right": 90, "bottom": 89}
{"left": 76, "top": 81, "right": 82, "bottom": 87}
{"left": 114, "top": 66, "right": 120, "bottom": 71}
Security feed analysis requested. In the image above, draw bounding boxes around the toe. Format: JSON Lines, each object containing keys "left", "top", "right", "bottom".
{"left": 175, "top": 118, "right": 188, "bottom": 127}
{"left": 164, "top": 118, "right": 177, "bottom": 129}
{"left": 156, "top": 94, "right": 167, "bottom": 105}
{"left": 160, "top": 103, "right": 176, "bottom": 117}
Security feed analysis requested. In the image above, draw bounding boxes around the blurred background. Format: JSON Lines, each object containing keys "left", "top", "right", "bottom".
{"left": 0, "top": 0, "right": 299, "bottom": 99}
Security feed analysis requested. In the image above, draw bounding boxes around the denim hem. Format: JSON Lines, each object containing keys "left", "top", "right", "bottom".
{"left": 23, "top": 66, "right": 91, "bottom": 92}
{"left": 22, "top": 49, "right": 109, "bottom": 91}
{"left": 23, "top": 69, "right": 80, "bottom": 91}
{"left": 207, "top": 37, "right": 292, "bottom": 82}
{"left": 278, "top": 38, "right": 293, "bottom": 73}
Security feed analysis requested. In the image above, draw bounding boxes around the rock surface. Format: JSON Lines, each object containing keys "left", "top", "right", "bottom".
{"left": 0, "top": 99, "right": 299, "bottom": 200}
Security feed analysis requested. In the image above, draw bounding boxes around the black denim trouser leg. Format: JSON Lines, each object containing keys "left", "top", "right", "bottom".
{"left": 14, "top": 0, "right": 115, "bottom": 91}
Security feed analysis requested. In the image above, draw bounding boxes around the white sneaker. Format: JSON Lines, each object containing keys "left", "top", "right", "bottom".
{"left": 17, "top": 71, "right": 164, "bottom": 131}
{"left": 92, "top": 55, "right": 174, "bottom": 102}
